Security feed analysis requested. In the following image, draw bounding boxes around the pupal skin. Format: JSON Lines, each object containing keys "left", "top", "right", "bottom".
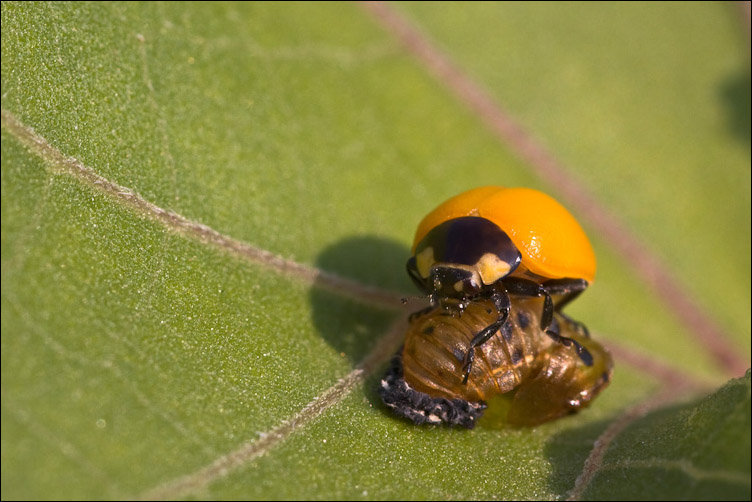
{"left": 380, "top": 299, "right": 612, "bottom": 427}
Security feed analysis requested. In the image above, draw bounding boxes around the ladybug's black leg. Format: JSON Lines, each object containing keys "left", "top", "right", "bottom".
{"left": 558, "top": 312, "right": 590, "bottom": 337}
{"left": 544, "top": 316, "right": 594, "bottom": 366}
{"left": 541, "top": 278, "right": 590, "bottom": 337}
{"left": 460, "top": 289, "right": 511, "bottom": 384}
{"left": 503, "top": 277, "right": 554, "bottom": 331}
{"left": 542, "top": 278, "right": 588, "bottom": 309}
{"left": 503, "top": 277, "right": 592, "bottom": 365}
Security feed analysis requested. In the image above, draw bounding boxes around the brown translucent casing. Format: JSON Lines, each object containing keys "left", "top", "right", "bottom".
{"left": 402, "top": 298, "right": 613, "bottom": 426}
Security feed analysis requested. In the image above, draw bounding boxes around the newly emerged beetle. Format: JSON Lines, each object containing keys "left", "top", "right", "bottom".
{"left": 380, "top": 299, "right": 613, "bottom": 427}
{"left": 407, "top": 186, "right": 597, "bottom": 382}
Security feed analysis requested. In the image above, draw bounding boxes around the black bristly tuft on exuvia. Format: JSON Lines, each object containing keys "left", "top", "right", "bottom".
{"left": 379, "top": 350, "right": 486, "bottom": 429}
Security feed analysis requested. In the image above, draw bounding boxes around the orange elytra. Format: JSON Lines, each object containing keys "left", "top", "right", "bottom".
{"left": 412, "top": 186, "right": 596, "bottom": 284}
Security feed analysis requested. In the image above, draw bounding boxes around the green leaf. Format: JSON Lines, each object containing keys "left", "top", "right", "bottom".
{"left": 397, "top": 1, "right": 752, "bottom": 355}
{"left": 579, "top": 371, "right": 751, "bottom": 501}
{"left": 2, "top": 2, "right": 749, "bottom": 500}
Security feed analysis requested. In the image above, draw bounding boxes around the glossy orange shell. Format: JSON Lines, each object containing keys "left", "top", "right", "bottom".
{"left": 412, "top": 186, "right": 597, "bottom": 283}
{"left": 402, "top": 299, "right": 613, "bottom": 425}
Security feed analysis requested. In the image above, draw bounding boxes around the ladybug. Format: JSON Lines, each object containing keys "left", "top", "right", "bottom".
{"left": 406, "top": 186, "right": 596, "bottom": 383}
{"left": 380, "top": 299, "right": 612, "bottom": 427}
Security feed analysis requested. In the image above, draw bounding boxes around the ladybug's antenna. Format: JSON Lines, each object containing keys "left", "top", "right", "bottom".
{"left": 401, "top": 294, "right": 428, "bottom": 305}
{"left": 401, "top": 293, "right": 437, "bottom": 309}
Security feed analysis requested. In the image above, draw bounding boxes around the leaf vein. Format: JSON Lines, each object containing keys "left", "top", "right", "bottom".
{"left": 138, "top": 315, "right": 407, "bottom": 500}
{"left": 599, "top": 458, "right": 751, "bottom": 486}
{"left": 358, "top": 0, "right": 748, "bottom": 377}
{"left": 1, "top": 109, "right": 405, "bottom": 312}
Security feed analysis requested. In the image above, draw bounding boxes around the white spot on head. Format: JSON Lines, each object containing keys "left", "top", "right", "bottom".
{"left": 416, "top": 247, "right": 435, "bottom": 278}
{"left": 477, "top": 253, "right": 512, "bottom": 285}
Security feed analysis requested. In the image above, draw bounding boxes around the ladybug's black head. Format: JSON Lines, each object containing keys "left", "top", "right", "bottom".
{"left": 407, "top": 217, "right": 522, "bottom": 302}
{"left": 429, "top": 265, "right": 483, "bottom": 299}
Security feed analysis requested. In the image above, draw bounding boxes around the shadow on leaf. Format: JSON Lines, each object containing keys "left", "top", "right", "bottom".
{"left": 719, "top": 67, "right": 751, "bottom": 150}
{"left": 310, "top": 235, "right": 412, "bottom": 365}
